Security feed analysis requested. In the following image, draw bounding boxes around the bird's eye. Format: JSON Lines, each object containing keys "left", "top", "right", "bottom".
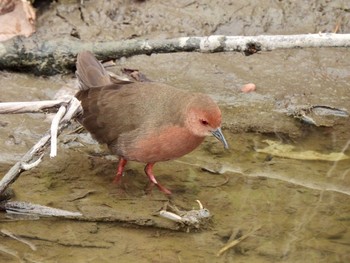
{"left": 200, "top": 119, "right": 209, "bottom": 126}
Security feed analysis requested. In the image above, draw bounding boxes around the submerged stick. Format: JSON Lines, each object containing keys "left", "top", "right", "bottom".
{"left": 0, "top": 244, "right": 21, "bottom": 261}
{"left": 217, "top": 226, "right": 262, "bottom": 256}
{"left": 1, "top": 201, "right": 190, "bottom": 231}
{"left": 1, "top": 229, "right": 37, "bottom": 251}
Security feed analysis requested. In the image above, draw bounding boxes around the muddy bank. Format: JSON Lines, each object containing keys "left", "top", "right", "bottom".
{"left": 36, "top": 0, "right": 350, "bottom": 40}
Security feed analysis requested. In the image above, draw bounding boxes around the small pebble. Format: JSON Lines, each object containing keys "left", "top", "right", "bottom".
{"left": 241, "top": 83, "right": 256, "bottom": 93}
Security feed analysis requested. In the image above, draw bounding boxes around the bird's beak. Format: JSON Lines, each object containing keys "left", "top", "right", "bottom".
{"left": 211, "top": 128, "right": 229, "bottom": 149}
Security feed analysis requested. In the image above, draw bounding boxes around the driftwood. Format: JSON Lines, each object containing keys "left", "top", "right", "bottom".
{"left": 0, "top": 33, "right": 349, "bottom": 75}
{"left": 0, "top": 100, "right": 70, "bottom": 114}
{"left": 1, "top": 201, "right": 205, "bottom": 232}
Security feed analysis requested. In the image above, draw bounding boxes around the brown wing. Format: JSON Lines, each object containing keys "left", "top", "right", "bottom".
{"left": 76, "top": 84, "right": 138, "bottom": 145}
{"left": 75, "top": 51, "right": 112, "bottom": 90}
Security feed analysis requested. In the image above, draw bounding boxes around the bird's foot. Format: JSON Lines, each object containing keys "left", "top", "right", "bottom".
{"left": 113, "top": 157, "right": 127, "bottom": 184}
{"left": 156, "top": 183, "right": 172, "bottom": 195}
{"left": 144, "top": 163, "right": 172, "bottom": 195}
{"left": 146, "top": 182, "right": 172, "bottom": 195}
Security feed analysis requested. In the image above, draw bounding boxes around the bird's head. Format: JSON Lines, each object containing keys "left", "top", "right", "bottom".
{"left": 185, "top": 94, "right": 228, "bottom": 149}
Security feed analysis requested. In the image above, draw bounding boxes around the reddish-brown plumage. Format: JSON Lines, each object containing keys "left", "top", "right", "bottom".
{"left": 75, "top": 51, "right": 228, "bottom": 194}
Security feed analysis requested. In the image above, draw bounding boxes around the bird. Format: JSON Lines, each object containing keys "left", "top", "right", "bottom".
{"left": 75, "top": 51, "right": 228, "bottom": 195}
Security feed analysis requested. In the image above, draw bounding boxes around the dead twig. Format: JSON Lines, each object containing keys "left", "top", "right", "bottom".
{"left": 0, "top": 33, "right": 349, "bottom": 75}
{"left": 3, "top": 201, "right": 82, "bottom": 217}
{"left": 50, "top": 105, "right": 67, "bottom": 158}
{"left": 217, "top": 225, "right": 262, "bottom": 256}
{"left": 0, "top": 244, "right": 21, "bottom": 261}
{"left": 1, "top": 201, "right": 195, "bottom": 231}
{"left": 20, "top": 154, "right": 44, "bottom": 170}
{"left": 1, "top": 229, "right": 37, "bottom": 251}
{"left": 0, "top": 99, "right": 71, "bottom": 114}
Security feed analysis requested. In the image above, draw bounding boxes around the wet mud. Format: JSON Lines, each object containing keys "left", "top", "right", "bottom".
{"left": 1, "top": 0, "right": 350, "bottom": 262}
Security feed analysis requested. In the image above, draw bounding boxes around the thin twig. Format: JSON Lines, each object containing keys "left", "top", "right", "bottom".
{"left": 0, "top": 100, "right": 70, "bottom": 114}
{"left": 1, "top": 229, "right": 37, "bottom": 251}
{"left": 217, "top": 226, "right": 262, "bottom": 256}
{"left": 0, "top": 244, "right": 21, "bottom": 261}
{"left": 50, "top": 105, "right": 67, "bottom": 158}
{"left": 20, "top": 154, "right": 44, "bottom": 170}
{"left": 61, "top": 97, "right": 81, "bottom": 122}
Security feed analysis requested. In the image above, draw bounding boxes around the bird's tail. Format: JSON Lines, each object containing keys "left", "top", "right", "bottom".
{"left": 75, "top": 51, "right": 112, "bottom": 90}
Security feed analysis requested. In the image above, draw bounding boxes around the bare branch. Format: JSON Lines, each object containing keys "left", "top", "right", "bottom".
{"left": 1, "top": 201, "right": 198, "bottom": 231}
{"left": 4, "top": 201, "right": 82, "bottom": 217}
{"left": 50, "top": 105, "right": 67, "bottom": 158}
{"left": 20, "top": 154, "right": 44, "bottom": 170}
{"left": 0, "top": 100, "right": 70, "bottom": 114}
{"left": 0, "top": 33, "right": 349, "bottom": 75}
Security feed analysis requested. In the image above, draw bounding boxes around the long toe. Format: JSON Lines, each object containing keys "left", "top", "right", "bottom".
{"left": 144, "top": 163, "right": 172, "bottom": 195}
{"left": 156, "top": 183, "right": 172, "bottom": 195}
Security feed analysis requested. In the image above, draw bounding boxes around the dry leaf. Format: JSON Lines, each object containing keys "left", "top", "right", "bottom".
{"left": 0, "top": 0, "right": 36, "bottom": 42}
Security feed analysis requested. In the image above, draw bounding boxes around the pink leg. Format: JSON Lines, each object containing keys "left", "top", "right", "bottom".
{"left": 144, "top": 163, "right": 172, "bottom": 195}
{"left": 113, "top": 157, "right": 128, "bottom": 184}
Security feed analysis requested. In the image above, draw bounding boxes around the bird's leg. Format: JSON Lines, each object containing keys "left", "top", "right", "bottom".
{"left": 144, "top": 163, "right": 172, "bottom": 195}
{"left": 113, "top": 157, "right": 128, "bottom": 184}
